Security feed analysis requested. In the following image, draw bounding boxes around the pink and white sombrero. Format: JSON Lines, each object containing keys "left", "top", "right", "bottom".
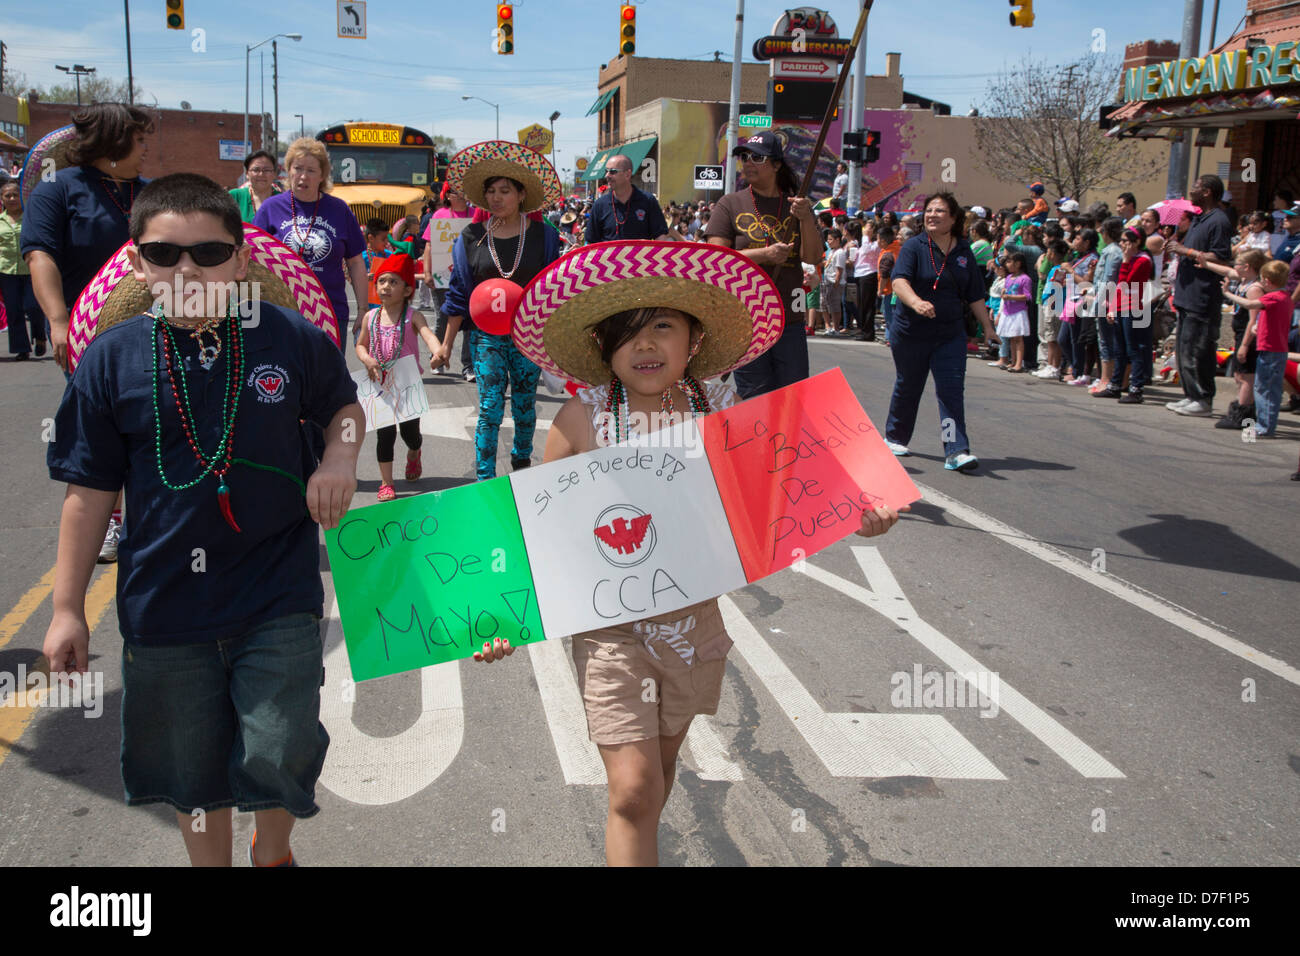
{"left": 514, "top": 240, "right": 785, "bottom": 386}
{"left": 67, "top": 223, "right": 339, "bottom": 371}
{"left": 18, "top": 125, "right": 77, "bottom": 208}
{"left": 447, "top": 140, "right": 563, "bottom": 215}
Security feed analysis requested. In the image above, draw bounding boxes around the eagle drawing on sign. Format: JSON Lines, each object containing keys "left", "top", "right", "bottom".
{"left": 594, "top": 514, "right": 653, "bottom": 556}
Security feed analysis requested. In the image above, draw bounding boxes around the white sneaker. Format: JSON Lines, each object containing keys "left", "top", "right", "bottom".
{"left": 98, "top": 516, "right": 121, "bottom": 564}
{"left": 1033, "top": 366, "right": 1059, "bottom": 379}
{"left": 1175, "top": 400, "right": 1213, "bottom": 417}
{"left": 1165, "top": 398, "right": 1193, "bottom": 411}
{"left": 885, "top": 440, "right": 911, "bottom": 457}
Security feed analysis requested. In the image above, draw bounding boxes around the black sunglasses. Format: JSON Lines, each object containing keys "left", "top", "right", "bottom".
{"left": 138, "top": 241, "right": 238, "bottom": 267}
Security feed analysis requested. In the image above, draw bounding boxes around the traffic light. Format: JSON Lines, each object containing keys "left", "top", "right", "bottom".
{"left": 496, "top": 4, "right": 514, "bottom": 55}
{"left": 165, "top": 0, "right": 185, "bottom": 30}
{"left": 1009, "top": 1, "right": 1034, "bottom": 28}
{"left": 842, "top": 130, "right": 864, "bottom": 163}
{"left": 619, "top": 5, "right": 636, "bottom": 56}
{"left": 863, "top": 129, "right": 881, "bottom": 163}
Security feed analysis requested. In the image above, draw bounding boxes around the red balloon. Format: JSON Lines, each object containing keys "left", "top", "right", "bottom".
{"left": 469, "top": 278, "right": 524, "bottom": 336}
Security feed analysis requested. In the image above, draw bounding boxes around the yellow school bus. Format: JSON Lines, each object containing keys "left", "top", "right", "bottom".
{"left": 316, "top": 123, "right": 441, "bottom": 228}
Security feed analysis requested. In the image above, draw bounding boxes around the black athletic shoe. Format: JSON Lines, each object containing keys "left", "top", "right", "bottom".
{"left": 1092, "top": 386, "right": 1122, "bottom": 398}
{"left": 1117, "top": 390, "right": 1144, "bottom": 404}
{"left": 511, "top": 457, "right": 531, "bottom": 471}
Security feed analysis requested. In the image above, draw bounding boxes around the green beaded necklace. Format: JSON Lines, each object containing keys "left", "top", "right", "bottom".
{"left": 152, "top": 303, "right": 246, "bottom": 530}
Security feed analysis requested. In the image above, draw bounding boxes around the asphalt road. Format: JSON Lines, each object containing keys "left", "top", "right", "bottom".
{"left": 1, "top": 319, "right": 1296, "bottom": 867}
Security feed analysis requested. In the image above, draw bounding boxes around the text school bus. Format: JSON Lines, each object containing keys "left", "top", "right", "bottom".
{"left": 317, "top": 123, "right": 443, "bottom": 227}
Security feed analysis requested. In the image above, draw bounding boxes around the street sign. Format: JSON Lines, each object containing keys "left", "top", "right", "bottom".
{"left": 738, "top": 114, "right": 772, "bottom": 129}
{"left": 694, "top": 165, "right": 724, "bottom": 190}
{"left": 337, "top": 1, "right": 367, "bottom": 39}
{"left": 769, "top": 79, "right": 837, "bottom": 123}
{"left": 575, "top": 157, "right": 589, "bottom": 171}
{"left": 773, "top": 57, "right": 838, "bottom": 79}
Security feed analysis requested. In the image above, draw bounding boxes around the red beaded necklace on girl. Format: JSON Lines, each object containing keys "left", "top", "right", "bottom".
{"left": 368, "top": 304, "right": 409, "bottom": 376}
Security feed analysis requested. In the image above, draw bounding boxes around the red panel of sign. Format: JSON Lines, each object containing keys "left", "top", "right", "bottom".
{"left": 700, "top": 369, "right": 921, "bottom": 582}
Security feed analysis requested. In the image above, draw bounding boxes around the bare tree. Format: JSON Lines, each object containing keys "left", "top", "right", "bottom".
{"left": 974, "top": 53, "right": 1163, "bottom": 204}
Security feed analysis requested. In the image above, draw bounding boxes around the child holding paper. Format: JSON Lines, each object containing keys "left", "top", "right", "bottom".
{"left": 355, "top": 253, "right": 441, "bottom": 501}
{"left": 43, "top": 173, "right": 362, "bottom": 866}
{"left": 474, "top": 240, "right": 905, "bottom": 866}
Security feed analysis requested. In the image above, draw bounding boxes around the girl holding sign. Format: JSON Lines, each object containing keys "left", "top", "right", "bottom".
{"left": 476, "top": 240, "right": 905, "bottom": 866}
{"left": 355, "top": 253, "right": 441, "bottom": 502}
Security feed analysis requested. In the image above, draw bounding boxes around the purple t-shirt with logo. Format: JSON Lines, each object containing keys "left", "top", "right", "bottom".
{"left": 254, "top": 191, "right": 365, "bottom": 326}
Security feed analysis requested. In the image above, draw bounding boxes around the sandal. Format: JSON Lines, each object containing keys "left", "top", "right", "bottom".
{"left": 377, "top": 484, "right": 397, "bottom": 502}
{"left": 249, "top": 830, "right": 297, "bottom": 867}
{"left": 405, "top": 449, "right": 422, "bottom": 481}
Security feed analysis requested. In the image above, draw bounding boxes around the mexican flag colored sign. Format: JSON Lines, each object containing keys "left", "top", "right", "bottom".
{"left": 326, "top": 369, "right": 919, "bottom": 681}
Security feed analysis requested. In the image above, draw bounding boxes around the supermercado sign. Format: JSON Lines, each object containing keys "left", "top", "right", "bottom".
{"left": 1123, "top": 42, "right": 1298, "bottom": 102}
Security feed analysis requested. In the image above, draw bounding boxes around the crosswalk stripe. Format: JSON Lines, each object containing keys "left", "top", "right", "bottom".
{"left": 528, "top": 637, "right": 606, "bottom": 785}
{"left": 798, "top": 547, "right": 1124, "bottom": 779}
{"left": 718, "top": 593, "right": 1005, "bottom": 779}
{"left": 915, "top": 482, "right": 1300, "bottom": 687}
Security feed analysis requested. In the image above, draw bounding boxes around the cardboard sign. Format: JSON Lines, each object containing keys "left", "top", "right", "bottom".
{"left": 422, "top": 216, "right": 472, "bottom": 289}
{"left": 352, "top": 354, "right": 430, "bottom": 432}
{"left": 701, "top": 369, "right": 921, "bottom": 581}
{"left": 326, "top": 479, "right": 542, "bottom": 681}
{"left": 509, "top": 419, "right": 747, "bottom": 639}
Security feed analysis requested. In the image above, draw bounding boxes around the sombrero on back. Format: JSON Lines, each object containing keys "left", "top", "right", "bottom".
{"left": 19, "top": 125, "right": 77, "bottom": 208}
{"left": 67, "top": 223, "right": 339, "bottom": 371}
{"left": 448, "top": 140, "right": 562, "bottom": 215}
{"left": 514, "top": 240, "right": 785, "bottom": 386}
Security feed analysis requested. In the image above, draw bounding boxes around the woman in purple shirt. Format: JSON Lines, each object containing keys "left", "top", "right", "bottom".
{"left": 254, "top": 138, "right": 366, "bottom": 348}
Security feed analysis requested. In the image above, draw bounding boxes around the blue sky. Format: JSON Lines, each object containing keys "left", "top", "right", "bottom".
{"left": 6, "top": 0, "right": 1249, "bottom": 176}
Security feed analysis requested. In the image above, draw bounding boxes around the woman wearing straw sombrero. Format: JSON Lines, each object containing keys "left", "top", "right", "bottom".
{"left": 437, "top": 141, "right": 564, "bottom": 480}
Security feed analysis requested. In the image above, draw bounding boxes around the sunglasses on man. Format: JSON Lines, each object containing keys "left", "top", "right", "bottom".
{"left": 137, "top": 241, "right": 238, "bottom": 267}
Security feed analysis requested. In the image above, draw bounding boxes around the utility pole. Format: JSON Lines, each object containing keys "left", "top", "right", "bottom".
{"left": 1168, "top": 0, "right": 1203, "bottom": 198}
{"left": 724, "top": 0, "right": 744, "bottom": 193}
{"left": 846, "top": 0, "right": 868, "bottom": 213}
{"left": 273, "top": 40, "right": 279, "bottom": 158}
{"left": 124, "top": 0, "right": 134, "bottom": 105}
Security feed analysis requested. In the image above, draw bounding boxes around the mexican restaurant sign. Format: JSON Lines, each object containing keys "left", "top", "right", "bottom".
{"left": 1123, "top": 42, "right": 1298, "bottom": 102}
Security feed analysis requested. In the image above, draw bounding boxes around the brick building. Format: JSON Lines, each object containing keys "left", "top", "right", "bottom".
{"left": 1107, "top": 0, "right": 1300, "bottom": 211}
{"left": 25, "top": 97, "right": 270, "bottom": 189}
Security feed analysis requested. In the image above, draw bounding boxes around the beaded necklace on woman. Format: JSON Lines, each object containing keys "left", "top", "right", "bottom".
{"left": 485, "top": 214, "right": 527, "bottom": 279}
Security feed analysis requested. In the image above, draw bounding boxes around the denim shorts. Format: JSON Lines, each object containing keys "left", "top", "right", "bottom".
{"left": 121, "top": 613, "right": 328, "bottom": 818}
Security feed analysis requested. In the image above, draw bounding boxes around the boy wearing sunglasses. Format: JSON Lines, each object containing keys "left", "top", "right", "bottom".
{"left": 43, "top": 173, "right": 363, "bottom": 866}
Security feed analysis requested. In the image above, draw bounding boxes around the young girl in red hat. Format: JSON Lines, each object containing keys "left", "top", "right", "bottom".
{"left": 355, "top": 253, "right": 441, "bottom": 501}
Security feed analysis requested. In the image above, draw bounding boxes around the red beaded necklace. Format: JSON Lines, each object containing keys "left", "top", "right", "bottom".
{"left": 748, "top": 186, "right": 788, "bottom": 245}
{"left": 100, "top": 178, "right": 135, "bottom": 219}
{"left": 152, "top": 305, "right": 246, "bottom": 532}
{"left": 601, "top": 374, "right": 710, "bottom": 446}
{"left": 926, "top": 233, "right": 956, "bottom": 291}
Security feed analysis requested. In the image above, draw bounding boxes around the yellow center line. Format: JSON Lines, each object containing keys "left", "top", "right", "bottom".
{"left": 0, "top": 566, "right": 118, "bottom": 769}
{"left": 0, "top": 565, "right": 57, "bottom": 650}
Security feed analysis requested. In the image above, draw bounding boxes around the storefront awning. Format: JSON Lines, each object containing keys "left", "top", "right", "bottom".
{"left": 580, "top": 136, "right": 658, "bottom": 182}
{"left": 0, "top": 130, "right": 27, "bottom": 150}
{"left": 1105, "top": 88, "right": 1300, "bottom": 139}
{"left": 585, "top": 89, "right": 615, "bottom": 117}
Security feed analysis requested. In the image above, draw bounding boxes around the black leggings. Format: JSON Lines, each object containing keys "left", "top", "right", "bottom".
{"left": 376, "top": 418, "right": 423, "bottom": 463}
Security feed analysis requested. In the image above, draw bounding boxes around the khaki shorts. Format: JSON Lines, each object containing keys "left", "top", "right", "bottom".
{"left": 1039, "top": 303, "right": 1061, "bottom": 343}
{"left": 572, "top": 608, "right": 732, "bottom": 746}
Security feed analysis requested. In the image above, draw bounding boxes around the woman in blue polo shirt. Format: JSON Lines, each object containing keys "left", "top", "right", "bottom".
{"left": 884, "top": 191, "right": 999, "bottom": 472}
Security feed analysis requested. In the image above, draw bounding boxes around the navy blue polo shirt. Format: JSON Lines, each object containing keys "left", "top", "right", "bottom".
{"left": 585, "top": 186, "right": 669, "bottom": 243}
{"left": 20, "top": 165, "right": 147, "bottom": 311}
{"left": 889, "top": 233, "right": 987, "bottom": 339}
{"left": 48, "top": 303, "right": 358, "bottom": 645}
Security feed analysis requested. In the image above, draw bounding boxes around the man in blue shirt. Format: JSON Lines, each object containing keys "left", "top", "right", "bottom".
{"left": 586, "top": 154, "right": 670, "bottom": 243}
{"left": 1274, "top": 205, "right": 1300, "bottom": 264}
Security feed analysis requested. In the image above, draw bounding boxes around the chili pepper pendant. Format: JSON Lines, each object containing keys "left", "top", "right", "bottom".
{"left": 217, "top": 478, "right": 242, "bottom": 533}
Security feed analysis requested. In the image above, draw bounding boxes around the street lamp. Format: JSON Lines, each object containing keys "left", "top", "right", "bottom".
{"left": 245, "top": 33, "right": 301, "bottom": 157}
{"left": 462, "top": 95, "right": 500, "bottom": 140}
{"left": 55, "top": 64, "right": 96, "bottom": 106}
{"left": 294, "top": 114, "right": 305, "bottom": 139}
{"left": 549, "top": 109, "right": 560, "bottom": 176}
